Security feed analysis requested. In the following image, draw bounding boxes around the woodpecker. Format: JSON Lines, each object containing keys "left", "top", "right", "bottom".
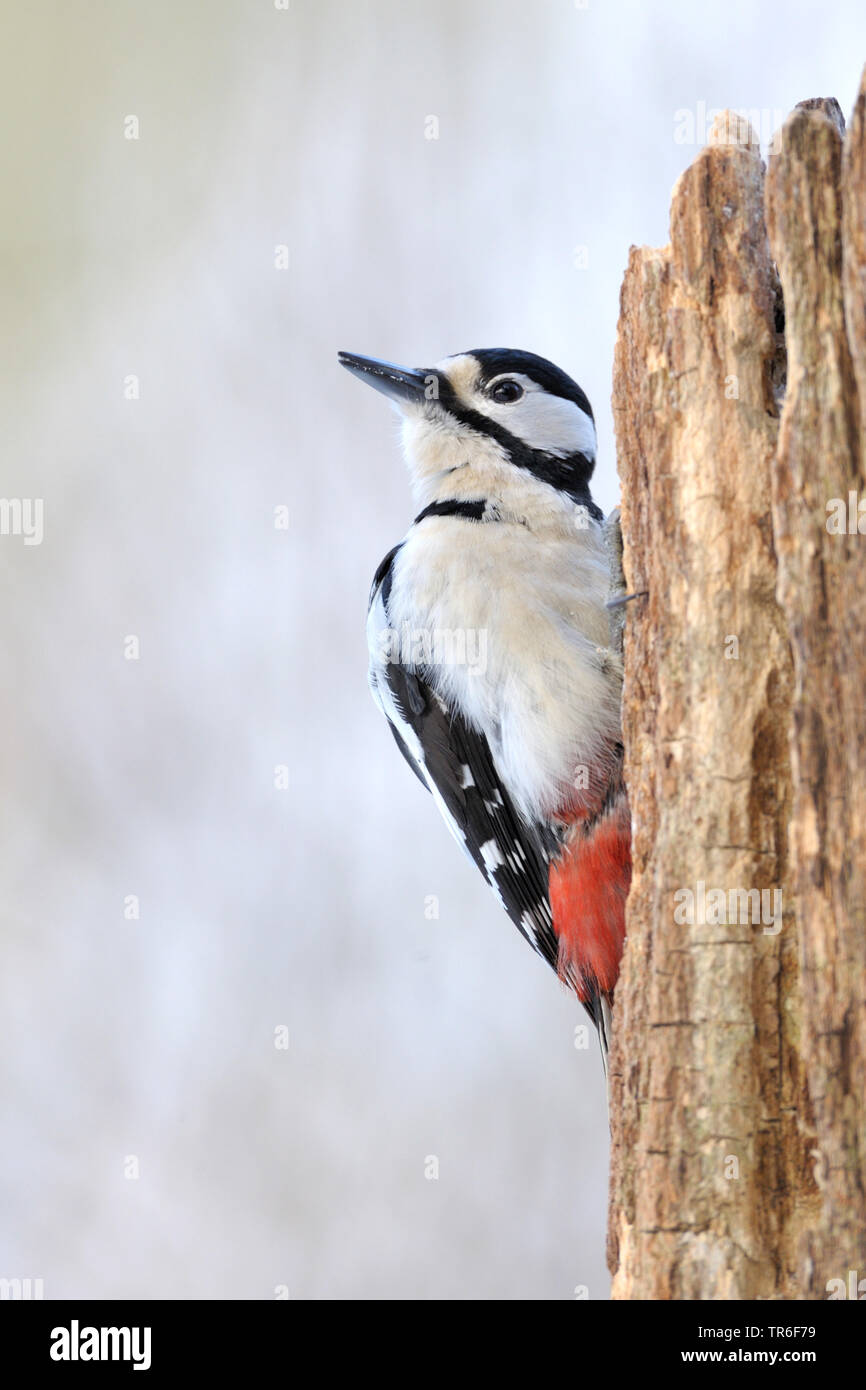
{"left": 339, "top": 347, "right": 631, "bottom": 1067}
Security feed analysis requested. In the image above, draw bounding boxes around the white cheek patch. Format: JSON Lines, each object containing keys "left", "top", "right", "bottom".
{"left": 398, "top": 358, "right": 596, "bottom": 501}
{"left": 480, "top": 375, "right": 596, "bottom": 459}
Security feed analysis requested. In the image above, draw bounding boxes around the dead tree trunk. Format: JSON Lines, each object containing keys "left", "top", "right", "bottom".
{"left": 607, "top": 71, "right": 866, "bottom": 1300}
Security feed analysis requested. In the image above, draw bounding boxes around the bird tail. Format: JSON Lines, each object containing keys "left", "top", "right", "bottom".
{"left": 596, "top": 992, "right": 614, "bottom": 1119}
{"left": 596, "top": 992, "right": 613, "bottom": 1077}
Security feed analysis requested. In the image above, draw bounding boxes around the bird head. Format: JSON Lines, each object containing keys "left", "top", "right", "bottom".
{"left": 338, "top": 348, "right": 598, "bottom": 514}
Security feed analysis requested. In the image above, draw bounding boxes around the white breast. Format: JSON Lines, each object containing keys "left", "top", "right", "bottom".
{"left": 381, "top": 502, "right": 622, "bottom": 822}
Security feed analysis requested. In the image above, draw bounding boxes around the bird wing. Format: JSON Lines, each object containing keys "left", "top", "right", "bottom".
{"left": 367, "top": 545, "right": 561, "bottom": 971}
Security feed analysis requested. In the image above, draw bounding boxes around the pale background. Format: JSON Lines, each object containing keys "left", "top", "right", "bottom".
{"left": 1, "top": 0, "right": 863, "bottom": 1300}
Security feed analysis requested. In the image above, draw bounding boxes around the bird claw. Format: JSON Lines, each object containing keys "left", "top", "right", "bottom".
{"left": 603, "top": 508, "right": 647, "bottom": 653}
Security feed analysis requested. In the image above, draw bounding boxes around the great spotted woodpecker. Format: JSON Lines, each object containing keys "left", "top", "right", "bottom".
{"left": 339, "top": 348, "right": 631, "bottom": 1067}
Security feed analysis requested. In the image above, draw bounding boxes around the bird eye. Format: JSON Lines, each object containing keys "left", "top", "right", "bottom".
{"left": 489, "top": 378, "right": 524, "bottom": 404}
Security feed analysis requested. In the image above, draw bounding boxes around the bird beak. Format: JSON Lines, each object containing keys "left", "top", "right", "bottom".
{"left": 338, "top": 351, "right": 432, "bottom": 406}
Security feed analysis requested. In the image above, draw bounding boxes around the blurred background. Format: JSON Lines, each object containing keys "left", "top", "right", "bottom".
{"left": 1, "top": 0, "right": 863, "bottom": 1301}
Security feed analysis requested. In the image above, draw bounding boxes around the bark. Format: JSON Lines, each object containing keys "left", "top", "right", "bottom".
{"left": 607, "top": 72, "right": 866, "bottom": 1300}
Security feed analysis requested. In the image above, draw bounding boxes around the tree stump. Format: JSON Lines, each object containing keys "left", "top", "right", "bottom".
{"left": 607, "top": 69, "right": 866, "bottom": 1301}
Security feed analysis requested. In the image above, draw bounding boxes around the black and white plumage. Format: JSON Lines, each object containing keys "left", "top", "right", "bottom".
{"left": 341, "top": 348, "right": 630, "bottom": 1063}
{"left": 369, "top": 546, "right": 560, "bottom": 967}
